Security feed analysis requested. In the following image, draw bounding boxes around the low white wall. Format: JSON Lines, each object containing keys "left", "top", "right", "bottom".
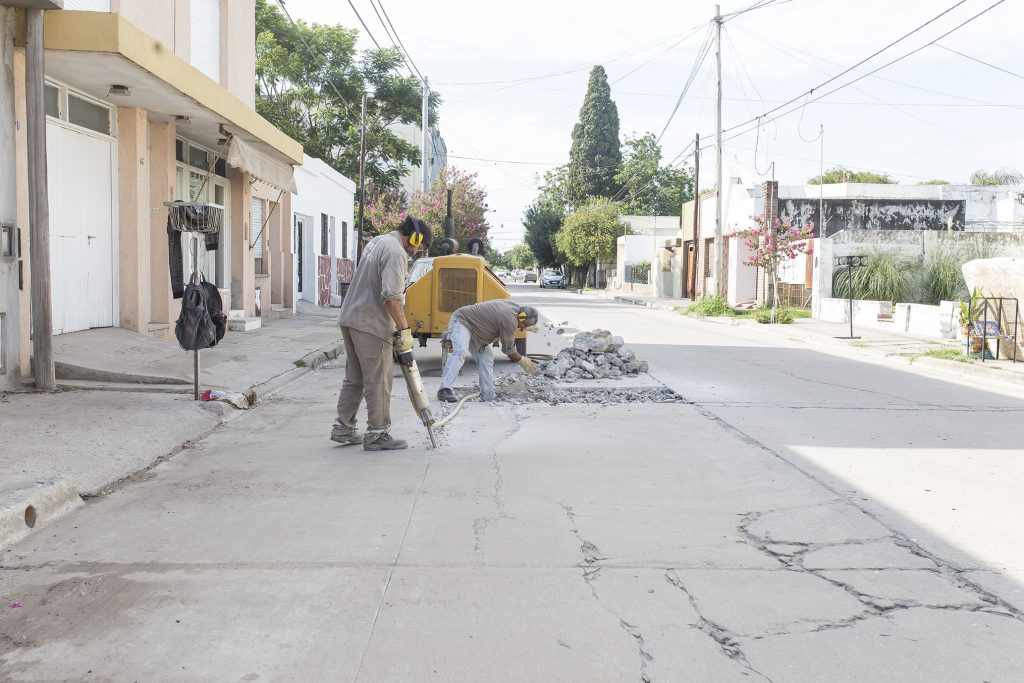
{"left": 819, "top": 298, "right": 891, "bottom": 327}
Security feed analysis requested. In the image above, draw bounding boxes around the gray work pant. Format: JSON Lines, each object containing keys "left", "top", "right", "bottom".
{"left": 335, "top": 326, "right": 394, "bottom": 437}
{"left": 440, "top": 317, "right": 496, "bottom": 401}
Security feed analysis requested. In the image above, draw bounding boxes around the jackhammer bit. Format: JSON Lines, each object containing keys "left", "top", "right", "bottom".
{"left": 395, "top": 349, "right": 438, "bottom": 448}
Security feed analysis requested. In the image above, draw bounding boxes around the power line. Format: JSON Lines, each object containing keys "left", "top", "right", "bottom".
{"left": 935, "top": 43, "right": 1024, "bottom": 81}
{"left": 345, "top": 0, "right": 383, "bottom": 50}
{"left": 719, "top": 0, "right": 972, "bottom": 139}
{"left": 657, "top": 24, "right": 715, "bottom": 142}
{"left": 274, "top": 0, "right": 356, "bottom": 115}
{"left": 370, "top": 0, "right": 424, "bottom": 81}
{"left": 730, "top": 23, "right": 1024, "bottom": 110}
{"left": 366, "top": 0, "right": 413, "bottom": 77}
{"left": 719, "top": 0, "right": 1010, "bottom": 142}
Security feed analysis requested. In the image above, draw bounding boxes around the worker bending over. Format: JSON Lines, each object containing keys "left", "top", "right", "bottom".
{"left": 437, "top": 300, "right": 538, "bottom": 403}
{"left": 333, "top": 216, "right": 431, "bottom": 451}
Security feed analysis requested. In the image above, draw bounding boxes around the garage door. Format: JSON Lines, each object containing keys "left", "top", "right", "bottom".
{"left": 46, "top": 120, "right": 116, "bottom": 334}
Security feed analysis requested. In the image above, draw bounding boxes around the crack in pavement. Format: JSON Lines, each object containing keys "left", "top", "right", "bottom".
{"left": 734, "top": 512, "right": 1020, "bottom": 633}
{"left": 560, "top": 504, "right": 652, "bottom": 681}
{"left": 686, "top": 399, "right": 1024, "bottom": 626}
{"left": 664, "top": 570, "right": 775, "bottom": 683}
{"left": 472, "top": 412, "right": 521, "bottom": 559}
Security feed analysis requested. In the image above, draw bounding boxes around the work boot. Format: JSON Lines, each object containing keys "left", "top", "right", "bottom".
{"left": 330, "top": 428, "right": 362, "bottom": 446}
{"left": 437, "top": 387, "right": 458, "bottom": 403}
{"left": 364, "top": 433, "right": 408, "bottom": 451}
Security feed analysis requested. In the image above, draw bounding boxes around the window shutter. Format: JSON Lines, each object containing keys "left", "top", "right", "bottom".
{"left": 251, "top": 197, "right": 264, "bottom": 258}
{"left": 190, "top": 0, "right": 221, "bottom": 81}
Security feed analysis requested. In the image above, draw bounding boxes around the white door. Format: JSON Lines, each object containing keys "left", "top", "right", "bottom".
{"left": 47, "top": 121, "right": 116, "bottom": 334}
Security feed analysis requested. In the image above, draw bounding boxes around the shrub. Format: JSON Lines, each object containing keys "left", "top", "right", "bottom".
{"left": 686, "top": 294, "right": 734, "bottom": 317}
{"left": 753, "top": 307, "right": 794, "bottom": 324}
{"left": 833, "top": 251, "right": 919, "bottom": 303}
{"left": 921, "top": 246, "right": 967, "bottom": 304}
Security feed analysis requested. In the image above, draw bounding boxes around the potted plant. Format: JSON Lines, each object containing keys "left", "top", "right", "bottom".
{"left": 959, "top": 287, "right": 984, "bottom": 354}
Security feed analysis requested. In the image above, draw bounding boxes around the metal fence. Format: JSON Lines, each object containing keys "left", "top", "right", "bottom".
{"left": 624, "top": 262, "right": 650, "bottom": 285}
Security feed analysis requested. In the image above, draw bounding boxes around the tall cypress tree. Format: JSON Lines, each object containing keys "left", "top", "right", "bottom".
{"left": 567, "top": 65, "right": 622, "bottom": 207}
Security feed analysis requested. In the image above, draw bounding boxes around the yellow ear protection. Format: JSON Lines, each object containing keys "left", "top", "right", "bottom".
{"left": 517, "top": 309, "right": 528, "bottom": 323}
{"left": 409, "top": 228, "right": 423, "bottom": 248}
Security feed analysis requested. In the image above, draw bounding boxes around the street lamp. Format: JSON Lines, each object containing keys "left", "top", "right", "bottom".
{"left": 834, "top": 254, "right": 867, "bottom": 339}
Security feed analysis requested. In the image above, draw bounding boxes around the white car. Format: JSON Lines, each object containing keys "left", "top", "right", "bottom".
{"left": 539, "top": 269, "right": 565, "bottom": 288}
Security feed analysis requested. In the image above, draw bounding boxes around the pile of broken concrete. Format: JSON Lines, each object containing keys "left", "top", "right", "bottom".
{"left": 538, "top": 329, "right": 649, "bottom": 382}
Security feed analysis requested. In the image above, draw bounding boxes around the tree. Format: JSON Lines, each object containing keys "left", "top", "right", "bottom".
{"left": 730, "top": 216, "right": 814, "bottom": 323}
{"left": 523, "top": 202, "right": 564, "bottom": 269}
{"left": 918, "top": 180, "right": 950, "bottom": 185}
{"left": 407, "top": 167, "right": 490, "bottom": 252}
{"left": 566, "top": 66, "right": 622, "bottom": 206}
{"left": 484, "top": 245, "right": 512, "bottom": 270}
{"left": 536, "top": 165, "right": 572, "bottom": 215}
{"left": 255, "top": 0, "right": 440, "bottom": 192}
{"left": 808, "top": 167, "right": 896, "bottom": 184}
{"left": 362, "top": 183, "right": 407, "bottom": 236}
{"left": 506, "top": 244, "right": 535, "bottom": 270}
{"left": 970, "top": 167, "right": 1023, "bottom": 185}
{"left": 615, "top": 133, "right": 694, "bottom": 215}
{"left": 555, "top": 197, "right": 630, "bottom": 287}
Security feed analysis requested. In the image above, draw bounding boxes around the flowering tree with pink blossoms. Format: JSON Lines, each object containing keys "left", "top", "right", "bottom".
{"left": 408, "top": 167, "right": 490, "bottom": 253}
{"left": 731, "top": 215, "right": 815, "bottom": 323}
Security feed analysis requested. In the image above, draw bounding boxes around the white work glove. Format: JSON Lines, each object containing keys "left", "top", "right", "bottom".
{"left": 393, "top": 328, "right": 414, "bottom": 353}
{"left": 518, "top": 356, "right": 537, "bottom": 375}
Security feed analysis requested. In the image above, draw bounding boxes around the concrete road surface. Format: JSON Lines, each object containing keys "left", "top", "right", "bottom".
{"left": 2, "top": 284, "right": 1023, "bottom": 682}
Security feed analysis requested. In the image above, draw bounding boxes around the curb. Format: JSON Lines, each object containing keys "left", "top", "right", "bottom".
{"left": 246, "top": 339, "right": 345, "bottom": 404}
{"left": 723, "top": 317, "right": 1024, "bottom": 392}
{"left": 0, "top": 480, "right": 82, "bottom": 549}
{"left": 579, "top": 291, "right": 1023, "bottom": 392}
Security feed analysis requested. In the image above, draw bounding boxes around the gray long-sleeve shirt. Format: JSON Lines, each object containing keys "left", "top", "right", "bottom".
{"left": 338, "top": 231, "right": 408, "bottom": 342}
{"left": 453, "top": 299, "right": 520, "bottom": 354}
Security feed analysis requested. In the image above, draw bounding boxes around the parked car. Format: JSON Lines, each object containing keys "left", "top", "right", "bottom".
{"left": 540, "top": 269, "right": 565, "bottom": 289}
{"left": 524, "top": 270, "right": 538, "bottom": 283}
{"left": 512, "top": 270, "right": 526, "bottom": 282}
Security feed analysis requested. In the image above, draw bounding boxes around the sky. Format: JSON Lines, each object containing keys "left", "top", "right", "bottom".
{"left": 279, "top": 0, "right": 1024, "bottom": 250}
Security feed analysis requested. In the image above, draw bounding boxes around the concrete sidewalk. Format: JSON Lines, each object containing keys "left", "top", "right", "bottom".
{"left": 0, "top": 306, "right": 345, "bottom": 546}
{"left": 51, "top": 303, "right": 344, "bottom": 392}
{"left": 585, "top": 289, "right": 1024, "bottom": 391}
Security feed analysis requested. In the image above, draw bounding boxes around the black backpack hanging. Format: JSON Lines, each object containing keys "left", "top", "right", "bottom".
{"left": 175, "top": 280, "right": 217, "bottom": 351}
{"left": 200, "top": 276, "right": 227, "bottom": 346}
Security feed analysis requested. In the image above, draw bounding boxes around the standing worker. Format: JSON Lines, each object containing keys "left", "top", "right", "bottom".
{"left": 332, "top": 216, "right": 431, "bottom": 450}
{"left": 437, "top": 300, "right": 539, "bottom": 403}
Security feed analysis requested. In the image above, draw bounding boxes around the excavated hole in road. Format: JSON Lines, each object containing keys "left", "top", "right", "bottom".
{"left": 488, "top": 374, "right": 683, "bottom": 406}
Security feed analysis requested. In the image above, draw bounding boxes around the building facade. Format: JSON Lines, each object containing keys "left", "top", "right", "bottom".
{"left": 1, "top": 0, "right": 301, "bottom": 387}
{"left": 290, "top": 154, "right": 356, "bottom": 309}
{"left": 388, "top": 122, "right": 447, "bottom": 197}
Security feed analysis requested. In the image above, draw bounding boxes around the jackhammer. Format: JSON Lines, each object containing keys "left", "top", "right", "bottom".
{"left": 395, "top": 349, "right": 438, "bottom": 448}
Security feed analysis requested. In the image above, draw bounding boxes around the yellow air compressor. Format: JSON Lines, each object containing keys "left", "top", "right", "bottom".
{"left": 404, "top": 191, "right": 528, "bottom": 354}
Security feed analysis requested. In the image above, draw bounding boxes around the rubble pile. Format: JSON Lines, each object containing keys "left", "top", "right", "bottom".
{"left": 491, "top": 373, "right": 678, "bottom": 405}
{"left": 538, "top": 329, "right": 649, "bottom": 382}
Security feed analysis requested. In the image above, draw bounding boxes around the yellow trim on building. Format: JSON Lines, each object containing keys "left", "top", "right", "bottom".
{"left": 32, "top": 11, "right": 302, "bottom": 165}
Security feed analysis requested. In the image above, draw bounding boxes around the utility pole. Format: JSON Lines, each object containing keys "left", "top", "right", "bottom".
{"left": 421, "top": 77, "right": 430, "bottom": 193}
{"left": 712, "top": 5, "right": 724, "bottom": 299}
{"left": 26, "top": 9, "right": 54, "bottom": 390}
{"left": 691, "top": 133, "right": 700, "bottom": 300}
{"left": 356, "top": 92, "right": 368, "bottom": 264}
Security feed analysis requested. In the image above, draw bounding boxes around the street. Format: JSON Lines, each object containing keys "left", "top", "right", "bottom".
{"left": 2, "top": 285, "right": 1024, "bottom": 682}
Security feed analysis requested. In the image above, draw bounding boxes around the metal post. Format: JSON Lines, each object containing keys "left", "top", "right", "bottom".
{"left": 26, "top": 9, "right": 55, "bottom": 390}
{"left": 421, "top": 78, "right": 430, "bottom": 193}
{"left": 192, "top": 235, "right": 200, "bottom": 399}
{"left": 847, "top": 264, "right": 854, "bottom": 339}
{"left": 357, "top": 92, "right": 367, "bottom": 264}
{"left": 713, "top": 5, "right": 724, "bottom": 298}
{"left": 691, "top": 133, "right": 700, "bottom": 299}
